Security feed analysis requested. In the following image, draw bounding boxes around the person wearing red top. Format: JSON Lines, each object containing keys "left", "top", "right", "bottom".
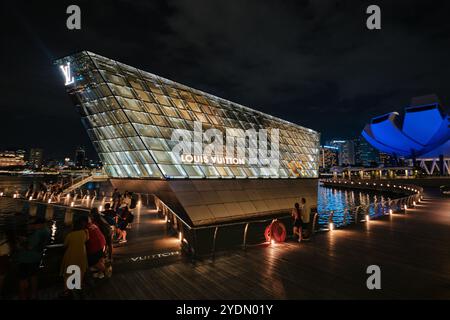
{"left": 86, "top": 216, "right": 106, "bottom": 278}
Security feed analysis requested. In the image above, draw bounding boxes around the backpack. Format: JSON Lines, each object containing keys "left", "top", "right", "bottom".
{"left": 126, "top": 212, "right": 134, "bottom": 224}
{"left": 130, "top": 197, "right": 137, "bottom": 209}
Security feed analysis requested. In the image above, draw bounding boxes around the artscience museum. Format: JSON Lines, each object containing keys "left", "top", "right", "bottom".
{"left": 55, "top": 51, "right": 320, "bottom": 228}
{"left": 362, "top": 95, "right": 450, "bottom": 175}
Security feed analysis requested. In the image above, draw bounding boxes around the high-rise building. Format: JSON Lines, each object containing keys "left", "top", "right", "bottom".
{"left": 29, "top": 148, "right": 43, "bottom": 168}
{"left": 319, "top": 145, "right": 339, "bottom": 169}
{"left": 379, "top": 152, "right": 393, "bottom": 166}
{"left": 75, "top": 147, "right": 86, "bottom": 167}
{"left": 328, "top": 140, "right": 355, "bottom": 166}
{"left": 354, "top": 136, "right": 379, "bottom": 167}
{"left": 0, "top": 150, "right": 26, "bottom": 168}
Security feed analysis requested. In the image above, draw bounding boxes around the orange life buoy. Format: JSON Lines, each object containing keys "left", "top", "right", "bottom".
{"left": 264, "top": 220, "right": 287, "bottom": 243}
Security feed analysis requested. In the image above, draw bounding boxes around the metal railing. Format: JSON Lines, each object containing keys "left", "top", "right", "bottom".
{"left": 152, "top": 194, "right": 296, "bottom": 258}
{"left": 1, "top": 178, "right": 424, "bottom": 258}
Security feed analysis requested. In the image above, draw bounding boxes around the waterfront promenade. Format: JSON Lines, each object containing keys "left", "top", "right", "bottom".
{"left": 38, "top": 188, "right": 449, "bottom": 299}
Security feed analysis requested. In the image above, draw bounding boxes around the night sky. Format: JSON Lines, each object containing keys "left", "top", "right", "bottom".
{"left": 2, "top": 0, "right": 449, "bottom": 160}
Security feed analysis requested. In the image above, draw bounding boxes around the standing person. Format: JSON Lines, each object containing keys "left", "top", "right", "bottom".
{"left": 291, "top": 203, "right": 303, "bottom": 243}
{"left": 0, "top": 233, "right": 11, "bottom": 297}
{"left": 116, "top": 205, "right": 131, "bottom": 244}
{"left": 121, "top": 191, "right": 132, "bottom": 207}
{"left": 60, "top": 215, "right": 89, "bottom": 298}
{"left": 15, "top": 217, "right": 51, "bottom": 300}
{"left": 86, "top": 216, "right": 106, "bottom": 278}
{"left": 112, "top": 189, "right": 121, "bottom": 211}
{"left": 300, "top": 198, "right": 310, "bottom": 240}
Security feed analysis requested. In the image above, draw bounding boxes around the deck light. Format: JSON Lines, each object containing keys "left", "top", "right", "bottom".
{"left": 29, "top": 196, "right": 33, "bottom": 201}
{"left": 366, "top": 215, "right": 370, "bottom": 222}
{"left": 329, "top": 222, "right": 334, "bottom": 231}
{"left": 389, "top": 209, "right": 393, "bottom": 215}
{"left": 70, "top": 202, "right": 75, "bottom": 207}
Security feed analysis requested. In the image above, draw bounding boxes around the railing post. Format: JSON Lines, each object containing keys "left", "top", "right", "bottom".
{"left": 242, "top": 223, "right": 249, "bottom": 250}
{"left": 312, "top": 212, "right": 318, "bottom": 234}
{"left": 192, "top": 229, "right": 198, "bottom": 259}
{"left": 212, "top": 226, "right": 219, "bottom": 260}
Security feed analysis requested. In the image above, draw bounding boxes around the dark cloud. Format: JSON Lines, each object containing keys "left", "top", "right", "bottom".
{"left": 1, "top": 0, "right": 449, "bottom": 159}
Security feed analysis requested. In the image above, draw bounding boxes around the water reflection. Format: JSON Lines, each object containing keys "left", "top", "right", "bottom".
{"left": 0, "top": 197, "right": 86, "bottom": 245}
{"left": 317, "top": 186, "right": 390, "bottom": 228}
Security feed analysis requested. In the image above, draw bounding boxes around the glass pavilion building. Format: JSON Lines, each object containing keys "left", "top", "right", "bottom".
{"left": 55, "top": 51, "right": 320, "bottom": 227}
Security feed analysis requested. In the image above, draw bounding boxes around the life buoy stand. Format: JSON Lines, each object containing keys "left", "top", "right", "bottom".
{"left": 264, "top": 219, "right": 287, "bottom": 243}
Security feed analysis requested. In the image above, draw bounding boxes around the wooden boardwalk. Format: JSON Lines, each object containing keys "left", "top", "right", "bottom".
{"left": 83, "top": 190, "right": 450, "bottom": 300}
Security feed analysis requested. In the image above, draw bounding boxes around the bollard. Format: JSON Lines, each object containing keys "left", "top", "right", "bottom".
{"left": 29, "top": 202, "right": 37, "bottom": 217}
{"left": 64, "top": 209, "right": 74, "bottom": 226}
{"left": 45, "top": 205, "right": 54, "bottom": 221}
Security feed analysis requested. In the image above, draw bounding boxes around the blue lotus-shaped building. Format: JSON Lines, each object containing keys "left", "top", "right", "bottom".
{"left": 362, "top": 95, "right": 450, "bottom": 159}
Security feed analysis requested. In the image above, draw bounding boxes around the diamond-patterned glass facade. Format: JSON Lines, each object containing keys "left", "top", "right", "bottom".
{"left": 55, "top": 51, "right": 320, "bottom": 179}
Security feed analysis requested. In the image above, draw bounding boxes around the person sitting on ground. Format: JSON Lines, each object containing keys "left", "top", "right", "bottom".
{"left": 60, "top": 215, "right": 89, "bottom": 298}
{"left": 90, "top": 208, "right": 113, "bottom": 263}
{"left": 292, "top": 203, "right": 303, "bottom": 243}
{"left": 86, "top": 215, "right": 106, "bottom": 279}
{"left": 15, "top": 217, "right": 50, "bottom": 300}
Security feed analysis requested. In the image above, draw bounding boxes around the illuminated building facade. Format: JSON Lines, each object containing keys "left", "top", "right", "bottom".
{"left": 56, "top": 51, "right": 320, "bottom": 226}
{"left": 29, "top": 148, "right": 43, "bottom": 168}
{"left": 327, "top": 140, "right": 355, "bottom": 166}
{"left": 0, "top": 150, "right": 26, "bottom": 168}
{"left": 319, "top": 145, "right": 339, "bottom": 169}
{"left": 75, "top": 146, "right": 86, "bottom": 168}
{"left": 354, "top": 137, "right": 379, "bottom": 167}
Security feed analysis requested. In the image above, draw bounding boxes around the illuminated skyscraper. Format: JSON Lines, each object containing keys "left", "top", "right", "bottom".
{"left": 319, "top": 145, "right": 339, "bottom": 169}
{"left": 328, "top": 140, "right": 355, "bottom": 166}
{"left": 354, "top": 136, "right": 379, "bottom": 167}
{"left": 29, "top": 148, "right": 43, "bottom": 168}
